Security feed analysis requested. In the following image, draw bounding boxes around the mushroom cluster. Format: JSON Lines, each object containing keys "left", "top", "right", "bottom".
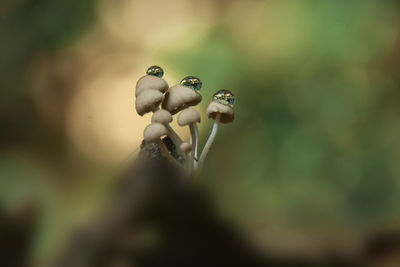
{"left": 135, "top": 66, "right": 235, "bottom": 175}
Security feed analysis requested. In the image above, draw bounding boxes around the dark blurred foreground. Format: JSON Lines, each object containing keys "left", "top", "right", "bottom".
{"left": 1, "top": 140, "right": 400, "bottom": 267}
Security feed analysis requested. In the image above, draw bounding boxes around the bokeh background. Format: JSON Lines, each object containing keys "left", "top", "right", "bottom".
{"left": 1, "top": 0, "right": 400, "bottom": 265}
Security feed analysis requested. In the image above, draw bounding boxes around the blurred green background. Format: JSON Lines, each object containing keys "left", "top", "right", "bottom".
{"left": 1, "top": 0, "right": 400, "bottom": 265}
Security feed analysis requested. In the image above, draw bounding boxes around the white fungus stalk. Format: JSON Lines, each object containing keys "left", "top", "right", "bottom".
{"left": 180, "top": 142, "right": 192, "bottom": 170}
{"left": 166, "top": 124, "right": 183, "bottom": 147}
{"left": 191, "top": 123, "right": 199, "bottom": 168}
{"left": 197, "top": 113, "right": 220, "bottom": 171}
{"left": 189, "top": 124, "right": 197, "bottom": 169}
{"left": 177, "top": 108, "right": 201, "bottom": 171}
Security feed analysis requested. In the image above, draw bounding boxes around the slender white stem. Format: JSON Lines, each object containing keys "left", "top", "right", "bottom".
{"left": 193, "top": 124, "right": 199, "bottom": 168}
{"left": 166, "top": 124, "right": 183, "bottom": 148}
{"left": 189, "top": 124, "right": 197, "bottom": 171}
{"left": 197, "top": 113, "right": 220, "bottom": 171}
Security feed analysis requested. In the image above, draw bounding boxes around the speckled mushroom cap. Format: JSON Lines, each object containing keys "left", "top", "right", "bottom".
{"left": 161, "top": 84, "right": 202, "bottom": 115}
{"left": 135, "top": 75, "right": 169, "bottom": 97}
{"left": 177, "top": 108, "right": 200, "bottom": 126}
{"left": 206, "top": 101, "right": 234, "bottom": 123}
{"left": 143, "top": 123, "right": 168, "bottom": 143}
{"left": 151, "top": 109, "right": 173, "bottom": 124}
{"left": 135, "top": 89, "right": 164, "bottom": 116}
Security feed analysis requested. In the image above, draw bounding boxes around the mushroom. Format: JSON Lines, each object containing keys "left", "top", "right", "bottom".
{"left": 206, "top": 101, "right": 234, "bottom": 123}
{"left": 135, "top": 66, "right": 168, "bottom": 97}
{"left": 197, "top": 90, "right": 235, "bottom": 171}
{"left": 143, "top": 122, "right": 177, "bottom": 165}
{"left": 178, "top": 108, "right": 201, "bottom": 168}
{"left": 162, "top": 84, "right": 202, "bottom": 114}
{"left": 143, "top": 122, "right": 168, "bottom": 143}
{"left": 134, "top": 67, "right": 237, "bottom": 176}
{"left": 135, "top": 89, "right": 164, "bottom": 116}
{"left": 161, "top": 76, "right": 202, "bottom": 115}
{"left": 151, "top": 109, "right": 173, "bottom": 124}
{"left": 161, "top": 76, "right": 202, "bottom": 170}
{"left": 135, "top": 66, "right": 170, "bottom": 116}
{"left": 151, "top": 109, "right": 182, "bottom": 149}
{"left": 180, "top": 142, "right": 192, "bottom": 153}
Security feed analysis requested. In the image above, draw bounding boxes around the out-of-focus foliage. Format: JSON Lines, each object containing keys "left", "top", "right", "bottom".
{"left": 164, "top": 0, "right": 400, "bottom": 231}
{"left": 1, "top": 0, "right": 400, "bottom": 264}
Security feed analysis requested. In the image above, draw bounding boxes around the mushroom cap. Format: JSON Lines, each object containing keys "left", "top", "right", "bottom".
{"left": 180, "top": 142, "right": 192, "bottom": 153}
{"left": 161, "top": 84, "right": 202, "bottom": 115}
{"left": 135, "top": 89, "right": 164, "bottom": 116}
{"left": 135, "top": 75, "right": 168, "bottom": 97}
{"left": 151, "top": 109, "right": 173, "bottom": 124}
{"left": 143, "top": 123, "right": 168, "bottom": 143}
{"left": 177, "top": 108, "right": 201, "bottom": 126}
{"left": 206, "top": 101, "right": 234, "bottom": 123}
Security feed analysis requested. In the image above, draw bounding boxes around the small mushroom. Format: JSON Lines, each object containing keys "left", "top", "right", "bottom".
{"left": 178, "top": 108, "right": 201, "bottom": 169}
{"left": 143, "top": 122, "right": 177, "bottom": 165}
{"left": 161, "top": 76, "right": 202, "bottom": 115}
{"left": 180, "top": 142, "right": 192, "bottom": 153}
{"left": 151, "top": 109, "right": 182, "bottom": 147}
{"left": 143, "top": 123, "right": 168, "bottom": 143}
{"left": 151, "top": 109, "right": 173, "bottom": 124}
{"left": 197, "top": 89, "right": 235, "bottom": 171}
{"left": 135, "top": 89, "right": 164, "bottom": 116}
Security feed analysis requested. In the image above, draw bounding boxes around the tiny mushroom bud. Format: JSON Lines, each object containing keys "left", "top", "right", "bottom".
{"left": 135, "top": 66, "right": 168, "bottom": 97}
{"left": 162, "top": 76, "right": 202, "bottom": 115}
{"left": 143, "top": 123, "right": 168, "bottom": 143}
{"left": 180, "top": 142, "right": 192, "bottom": 153}
{"left": 151, "top": 109, "right": 173, "bottom": 124}
{"left": 198, "top": 89, "right": 235, "bottom": 171}
{"left": 135, "top": 89, "right": 164, "bottom": 116}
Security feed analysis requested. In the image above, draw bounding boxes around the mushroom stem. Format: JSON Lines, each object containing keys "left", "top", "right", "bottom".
{"left": 197, "top": 113, "right": 220, "bottom": 171}
{"left": 158, "top": 140, "right": 182, "bottom": 169}
{"left": 189, "top": 124, "right": 198, "bottom": 170}
{"left": 166, "top": 124, "right": 183, "bottom": 148}
{"left": 191, "top": 123, "right": 199, "bottom": 168}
